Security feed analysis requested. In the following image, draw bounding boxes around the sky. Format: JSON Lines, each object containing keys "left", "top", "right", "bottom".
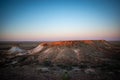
{"left": 0, "top": 0, "right": 120, "bottom": 41}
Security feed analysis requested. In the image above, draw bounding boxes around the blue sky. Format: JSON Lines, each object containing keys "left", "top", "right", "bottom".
{"left": 0, "top": 0, "right": 120, "bottom": 41}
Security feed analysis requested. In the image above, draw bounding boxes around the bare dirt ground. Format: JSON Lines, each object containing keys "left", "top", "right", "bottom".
{"left": 0, "top": 41, "right": 120, "bottom": 80}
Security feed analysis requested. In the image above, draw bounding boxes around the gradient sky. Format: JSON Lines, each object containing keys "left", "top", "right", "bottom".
{"left": 0, "top": 0, "right": 120, "bottom": 41}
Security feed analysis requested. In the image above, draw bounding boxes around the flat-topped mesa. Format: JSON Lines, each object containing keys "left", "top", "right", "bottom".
{"left": 40, "top": 40, "right": 107, "bottom": 47}
{"left": 18, "top": 40, "right": 114, "bottom": 65}
{"left": 40, "top": 41, "right": 77, "bottom": 47}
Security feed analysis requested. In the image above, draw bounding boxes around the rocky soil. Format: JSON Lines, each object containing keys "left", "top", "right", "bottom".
{"left": 0, "top": 40, "right": 120, "bottom": 80}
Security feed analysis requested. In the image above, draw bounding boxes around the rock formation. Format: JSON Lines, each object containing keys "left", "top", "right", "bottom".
{"left": 27, "top": 40, "right": 114, "bottom": 65}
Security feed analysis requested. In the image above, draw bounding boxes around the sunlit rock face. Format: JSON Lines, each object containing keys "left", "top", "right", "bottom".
{"left": 29, "top": 40, "right": 114, "bottom": 65}
{"left": 28, "top": 44, "right": 45, "bottom": 54}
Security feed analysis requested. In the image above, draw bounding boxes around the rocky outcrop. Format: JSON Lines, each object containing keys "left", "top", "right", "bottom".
{"left": 27, "top": 40, "right": 114, "bottom": 65}
{"left": 6, "top": 40, "right": 115, "bottom": 65}
{"left": 8, "top": 46, "right": 26, "bottom": 54}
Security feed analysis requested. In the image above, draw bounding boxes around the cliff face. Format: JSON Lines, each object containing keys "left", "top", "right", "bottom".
{"left": 40, "top": 40, "right": 107, "bottom": 47}
{"left": 27, "top": 40, "right": 114, "bottom": 65}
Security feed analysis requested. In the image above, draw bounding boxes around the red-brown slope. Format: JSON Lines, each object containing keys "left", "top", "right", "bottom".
{"left": 28, "top": 40, "right": 115, "bottom": 65}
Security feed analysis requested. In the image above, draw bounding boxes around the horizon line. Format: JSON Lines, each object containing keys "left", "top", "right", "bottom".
{"left": 0, "top": 39, "right": 120, "bottom": 42}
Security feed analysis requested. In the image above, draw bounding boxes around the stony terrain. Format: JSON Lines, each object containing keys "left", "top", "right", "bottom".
{"left": 0, "top": 40, "right": 120, "bottom": 80}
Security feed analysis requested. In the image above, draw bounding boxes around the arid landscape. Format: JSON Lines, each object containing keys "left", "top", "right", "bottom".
{"left": 0, "top": 40, "right": 120, "bottom": 80}
{"left": 1, "top": 0, "right": 120, "bottom": 80}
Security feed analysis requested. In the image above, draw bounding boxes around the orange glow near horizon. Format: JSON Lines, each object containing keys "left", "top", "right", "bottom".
{"left": 1, "top": 32, "right": 120, "bottom": 41}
